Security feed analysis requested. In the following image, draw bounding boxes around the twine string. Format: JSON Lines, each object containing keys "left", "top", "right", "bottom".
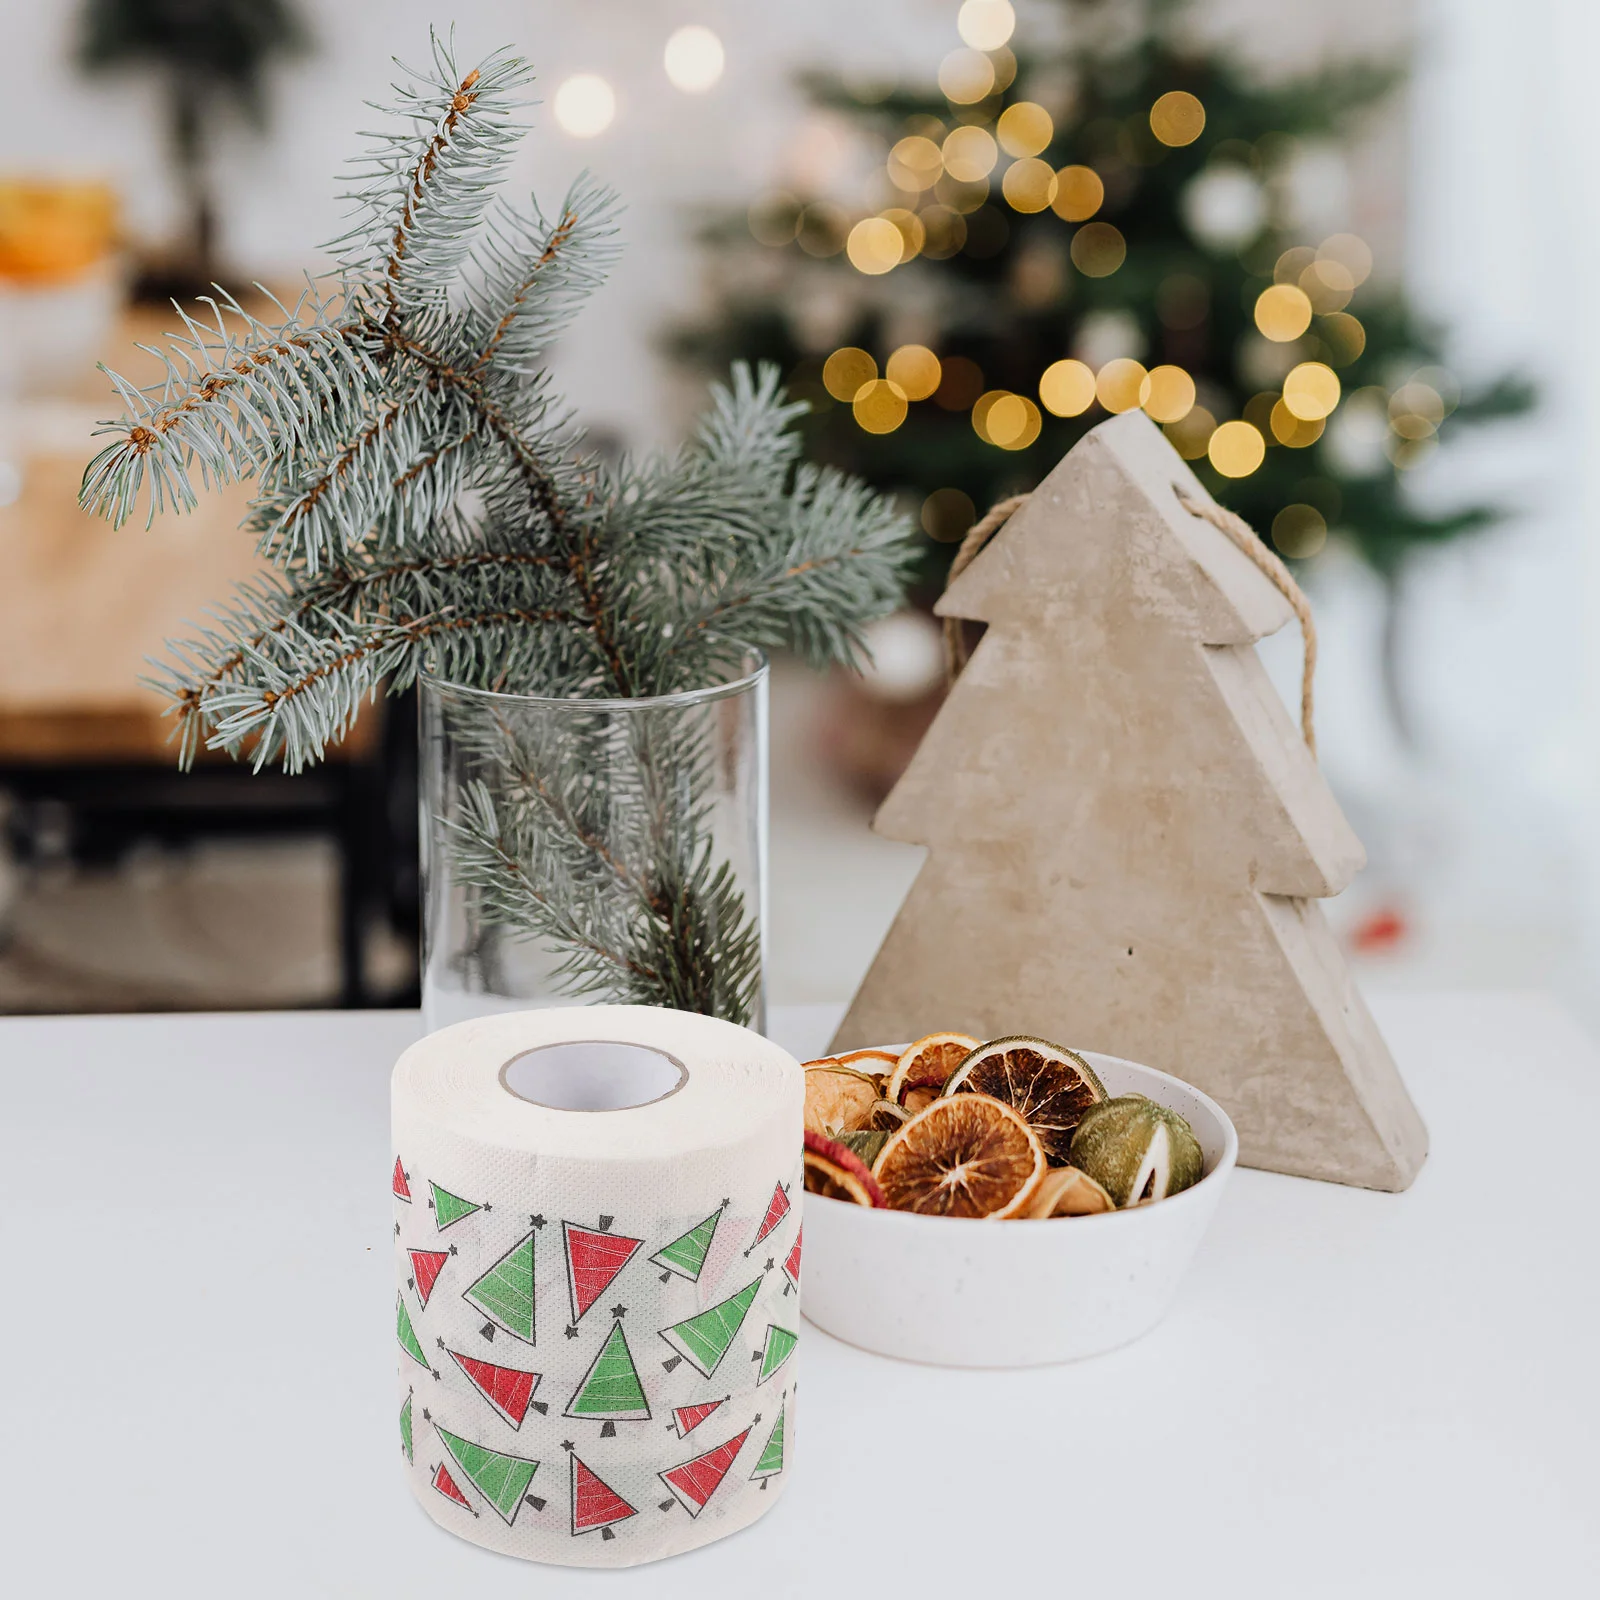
{"left": 939, "top": 485, "right": 1318, "bottom": 757}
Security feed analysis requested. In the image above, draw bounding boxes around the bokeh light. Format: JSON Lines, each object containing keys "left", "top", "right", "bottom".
{"left": 1071, "top": 221, "right": 1126, "bottom": 277}
{"left": 922, "top": 486, "right": 977, "bottom": 541}
{"left": 1208, "top": 419, "right": 1266, "bottom": 477}
{"left": 888, "top": 135, "right": 944, "bottom": 191}
{"left": 1165, "top": 405, "right": 1217, "bottom": 460}
{"left": 1254, "top": 283, "right": 1313, "bottom": 342}
{"left": 1270, "top": 399, "right": 1324, "bottom": 447}
{"left": 1300, "top": 258, "right": 1353, "bottom": 314}
{"left": 796, "top": 201, "right": 848, "bottom": 256}
{"left": 1283, "top": 361, "right": 1341, "bottom": 421}
{"left": 1142, "top": 365, "right": 1196, "bottom": 424}
{"left": 974, "top": 390, "right": 1042, "bottom": 450}
{"left": 1051, "top": 165, "right": 1104, "bottom": 221}
{"left": 943, "top": 125, "right": 998, "bottom": 182}
{"left": 1039, "top": 358, "right": 1096, "bottom": 416}
{"left": 854, "top": 378, "right": 908, "bottom": 433}
{"left": 935, "top": 355, "right": 985, "bottom": 409}
{"left": 937, "top": 173, "right": 991, "bottom": 214}
{"left": 958, "top": 0, "right": 1016, "bottom": 51}
{"left": 1318, "top": 232, "right": 1373, "bottom": 285}
{"left": 882, "top": 208, "right": 926, "bottom": 262}
{"left": 1320, "top": 312, "right": 1366, "bottom": 365}
{"left": 887, "top": 344, "right": 942, "bottom": 400}
{"left": 746, "top": 192, "right": 799, "bottom": 246}
{"left": 1001, "top": 158, "right": 1057, "bottom": 212}
{"left": 1150, "top": 91, "right": 1206, "bottom": 147}
{"left": 997, "top": 101, "right": 1054, "bottom": 158}
{"left": 822, "top": 347, "right": 877, "bottom": 402}
{"left": 1097, "top": 358, "right": 1148, "bottom": 413}
{"left": 846, "top": 216, "right": 905, "bottom": 275}
{"left": 921, "top": 205, "right": 968, "bottom": 258}
{"left": 553, "top": 75, "right": 616, "bottom": 138}
{"left": 663, "top": 26, "right": 724, "bottom": 93}
{"left": 938, "top": 48, "right": 996, "bottom": 104}
{"left": 1271, "top": 504, "right": 1328, "bottom": 558}
{"left": 1389, "top": 380, "right": 1447, "bottom": 438}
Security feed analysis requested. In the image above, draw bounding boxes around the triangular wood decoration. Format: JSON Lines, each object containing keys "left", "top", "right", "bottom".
{"left": 832, "top": 411, "right": 1427, "bottom": 1191}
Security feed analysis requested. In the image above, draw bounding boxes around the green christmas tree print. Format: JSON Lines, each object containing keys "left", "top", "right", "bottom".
{"left": 756, "top": 1324, "right": 798, "bottom": 1386}
{"left": 463, "top": 1231, "right": 536, "bottom": 1343}
{"left": 751, "top": 1398, "right": 785, "bottom": 1482}
{"left": 400, "top": 1391, "right": 414, "bottom": 1464}
{"left": 429, "top": 1181, "right": 484, "bottom": 1230}
{"left": 396, "top": 1294, "right": 429, "bottom": 1370}
{"left": 650, "top": 1203, "right": 725, "bottom": 1284}
{"left": 565, "top": 1321, "right": 651, "bottom": 1433}
{"left": 436, "top": 1424, "right": 541, "bottom": 1527}
{"left": 659, "top": 1277, "right": 762, "bottom": 1378}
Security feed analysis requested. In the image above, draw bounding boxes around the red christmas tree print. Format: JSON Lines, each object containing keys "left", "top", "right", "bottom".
{"left": 745, "top": 1181, "right": 791, "bottom": 1254}
{"left": 570, "top": 1452, "right": 637, "bottom": 1537}
{"left": 659, "top": 1426, "right": 752, "bottom": 1518}
{"left": 392, "top": 1157, "right": 411, "bottom": 1201}
{"left": 671, "top": 1398, "right": 727, "bottom": 1438}
{"left": 563, "top": 1221, "right": 643, "bottom": 1326}
{"left": 448, "top": 1349, "right": 543, "bottom": 1429}
{"left": 432, "top": 1462, "right": 472, "bottom": 1510}
{"left": 408, "top": 1248, "right": 449, "bottom": 1309}
{"left": 782, "top": 1228, "right": 802, "bottom": 1294}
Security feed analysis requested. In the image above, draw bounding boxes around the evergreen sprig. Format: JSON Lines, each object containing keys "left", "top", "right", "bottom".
{"left": 81, "top": 33, "right": 914, "bottom": 1020}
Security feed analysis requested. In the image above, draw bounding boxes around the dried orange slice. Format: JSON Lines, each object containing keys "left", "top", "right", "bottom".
{"left": 885, "top": 1032, "right": 979, "bottom": 1108}
{"left": 1025, "top": 1165, "right": 1116, "bottom": 1218}
{"left": 803, "top": 1128, "right": 886, "bottom": 1207}
{"left": 944, "top": 1035, "right": 1106, "bottom": 1165}
{"left": 803, "top": 1060, "right": 880, "bottom": 1135}
{"left": 871, "top": 1092, "right": 1045, "bottom": 1218}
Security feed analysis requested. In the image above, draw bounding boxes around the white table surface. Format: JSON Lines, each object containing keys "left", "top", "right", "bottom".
{"left": 2, "top": 993, "right": 1596, "bottom": 1597}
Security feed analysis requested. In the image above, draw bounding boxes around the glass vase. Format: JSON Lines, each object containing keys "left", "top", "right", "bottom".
{"left": 418, "top": 652, "right": 768, "bottom": 1032}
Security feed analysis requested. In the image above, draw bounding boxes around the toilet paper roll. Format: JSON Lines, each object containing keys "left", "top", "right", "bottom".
{"left": 391, "top": 1005, "right": 803, "bottom": 1568}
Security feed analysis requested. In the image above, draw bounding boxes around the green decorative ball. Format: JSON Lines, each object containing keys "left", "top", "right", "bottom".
{"left": 1067, "top": 1095, "right": 1204, "bottom": 1206}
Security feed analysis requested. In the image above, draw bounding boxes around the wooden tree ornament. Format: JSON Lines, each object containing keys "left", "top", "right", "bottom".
{"left": 832, "top": 410, "right": 1428, "bottom": 1191}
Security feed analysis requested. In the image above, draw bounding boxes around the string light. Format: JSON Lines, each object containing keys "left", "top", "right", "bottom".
{"left": 958, "top": 0, "right": 1015, "bottom": 51}
{"left": 938, "top": 48, "right": 995, "bottom": 104}
{"left": 942, "top": 125, "right": 998, "bottom": 182}
{"left": 997, "top": 101, "right": 1054, "bottom": 157}
{"left": 846, "top": 217, "right": 904, "bottom": 274}
{"left": 822, "top": 347, "right": 877, "bottom": 401}
{"left": 1142, "top": 365, "right": 1196, "bottom": 423}
{"left": 1254, "top": 284, "right": 1312, "bottom": 342}
{"left": 854, "top": 379, "right": 908, "bottom": 433}
{"left": 1051, "top": 165, "right": 1104, "bottom": 222}
{"left": 1150, "top": 91, "right": 1206, "bottom": 147}
{"left": 1039, "top": 358, "right": 1096, "bottom": 416}
{"left": 973, "top": 390, "right": 1041, "bottom": 449}
{"left": 663, "top": 26, "right": 724, "bottom": 93}
{"left": 1282, "top": 361, "right": 1341, "bottom": 421}
{"left": 1071, "top": 221, "right": 1126, "bottom": 277}
{"left": 1097, "top": 358, "right": 1148, "bottom": 413}
{"left": 1002, "top": 158, "right": 1057, "bottom": 213}
{"left": 553, "top": 75, "right": 616, "bottom": 138}
{"left": 888, "top": 135, "right": 944, "bottom": 191}
{"left": 1208, "top": 419, "right": 1266, "bottom": 476}
{"left": 1270, "top": 400, "right": 1323, "bottom": 447}
{"left": 886, "top": 345, "right": 942, "bottom": 399}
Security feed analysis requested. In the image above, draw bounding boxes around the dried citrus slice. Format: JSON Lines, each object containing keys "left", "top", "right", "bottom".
{"left": 871, "top": 1092, "right": 1045, "bottom": 1218}
{"left": 886, "top": 1032, "right": 979, "bottom": 1108}
{"left": 944, "top": 1035, "right": 1106, "bottom": 1165}
{"left": 803, "top": 1128, "right": 886, "bottom": 1207}
{"left": 1025, "top": 1165, "right": 1116, "bottom": 1218}
{"left": 866, "top": 1098, "right": 911, "bottom": 1132}
{"left": 1068, "top": 1095, "right": 1204, "bottom": 1206}
{"left": 803, "top": 1060, "right": 881, "bottom": 1135}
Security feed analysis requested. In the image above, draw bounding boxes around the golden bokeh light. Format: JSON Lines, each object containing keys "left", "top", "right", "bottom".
{"left": 887, "top": 344, "right": 943, "bottom": 400}
{"left": 922, "top": 486, "right": 977, "bottom": 542}
{"left": 921, "top": 205, "right": 968, "bottom": 258}
{"left": 1389, "top": 381, "right": 1446, "bottom": 438}
{"left": 1096, "top": 358, "right": 1149, "bottom": 413}
{"left": 997, "top": 101, "right": 1054, "bottom": 157}
{"left": 936, "top": 172, "right": 991, "bottom": 214}
{"left": 1318, "top": 232, "right": 1373, "bottom": 286}
{"left": 1274, "top": 245, "right": 1316, "bottom": 285}
{"left": 938, "top": 48, "right": 996, "bottom": 105}
{"left": 846, "top": 216, "right": 906, "bottom": 275}
{"left": 1271, "top": 503, "right": 1328, "bottom": 559}
{"left": 989, "top": 47, "right": 1018, "bottom": 93}
{"left": 1071, "top": 221, "right": 1126, "bottom": 277}
{"left": 1270, "top": 399, "right": 1324, "bottom": 447}
{"left": 942, "top": 125, "right": 999, "bottom": 182}
{"left": 1320, "top": 312, "right": 1366, "bottom": 365}
{"left": 796, "top": 201, "right": 848, "bottom": 257}
{"left": 888, "top": 135, "right": 944, "bottom": 192}
{"left": 1208, "top": 419, "right": 1266, "bottom": 477}
{"left": 1243, "top": 390, "right": 1278, "bottom": 434}
{"left": 1038, "top": 358, "right": 1097, "bottom": 416}
{"left": 882, "top": 208, "right": 926, "bottom": 262}
{"left": 1051, "top": 164, "right": 1104, "bottom": 221}
{"left": 1142, "top": 365, "right": 1196, "bottom": 424}
{"left": 746, "top": 192, "right": 800, "bottom": 247}
{"left": 1282, "top": 361, "right": 1341, "bottom": 421}
{"left": 935, "top": 355, "right": 985, "bottom": 409}
{"left": 553, "top": 74, "right": 617, "bottom": 138}
{"left": 1254, "top": 283, "right": 1313, "bottom": 342}
{"left": 1300, "top": 257, "right": 1354, "bottom": 314}
{"left": 1001, "top": 157, "right": 1057, "bottom": 213}
{"left": 958, "top": 0, "right": 1016, "bottom": 51}
{"left": 663, "top": 26, "right": 725, "bottom": 94}
{"left": 854, "top": 378, "right": 909, "bottom": 433}
{"left": 1165, "top": 405, "right": 1216, "bottom": 460}
{"left": 1387, "top": 434, "right": 1436, "bottom": 470}
{"left": 822, "top": 347, "right": 877, "bottom": 402}
{"left": 1150, "top": 90, "right": 1206, "bottom": 147}
{"left": 974, "top": 390, "right": 1042, "bottom": 450}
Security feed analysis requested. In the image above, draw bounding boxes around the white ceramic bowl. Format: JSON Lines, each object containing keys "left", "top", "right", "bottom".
{"left": 803, "top": 1050, "right": 1237, "bottom": 1367}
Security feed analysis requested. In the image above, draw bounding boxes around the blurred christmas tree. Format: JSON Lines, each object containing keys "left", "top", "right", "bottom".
{"left": 672, "top": 0, "right": 1533, "bottom": 740}
{"left": 77, "top": 0, "right": 307, "bottom": 301}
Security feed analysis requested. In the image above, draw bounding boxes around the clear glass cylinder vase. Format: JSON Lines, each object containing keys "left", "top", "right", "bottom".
{"left": 418, "top": 651, "right": 768, "bottom": 1032}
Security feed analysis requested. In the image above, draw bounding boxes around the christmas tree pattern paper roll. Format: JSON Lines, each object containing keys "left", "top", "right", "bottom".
{"left": 392, "top": 1005, "right": 802, "bottom": 1568}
